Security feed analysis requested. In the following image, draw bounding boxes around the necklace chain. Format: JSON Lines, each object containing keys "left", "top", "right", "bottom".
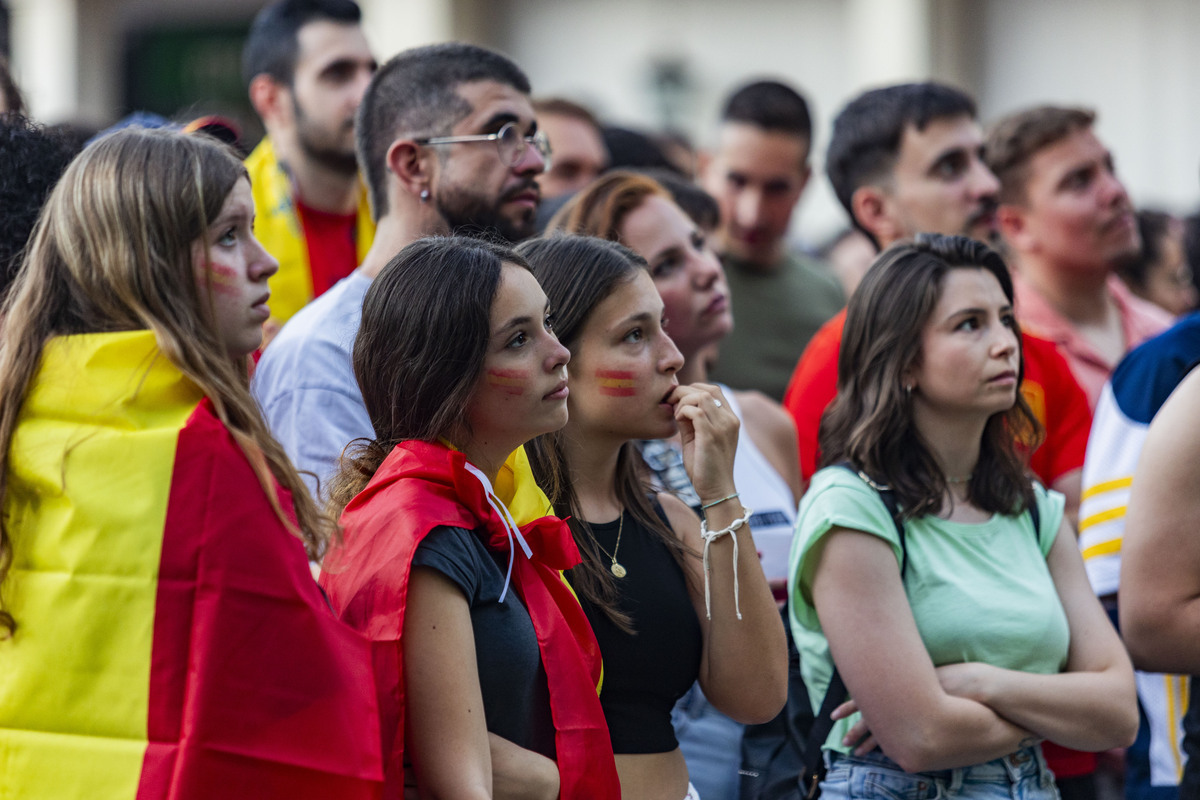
{"left": 593, "top": 511, "right": 627, "bottom": 578}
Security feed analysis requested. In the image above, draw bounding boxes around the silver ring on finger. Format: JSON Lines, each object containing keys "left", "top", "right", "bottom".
{"left": 713, "top": 399, "right": 723, "bottom": 408}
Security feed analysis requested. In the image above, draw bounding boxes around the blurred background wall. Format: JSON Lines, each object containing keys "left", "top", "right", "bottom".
{"left": 7, "top": 0, "right": 1199, "bottom": 245}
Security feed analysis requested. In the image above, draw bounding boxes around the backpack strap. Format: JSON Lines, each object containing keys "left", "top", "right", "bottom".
{"left": 800, "top": 463, "right": 907, "bottom": 797}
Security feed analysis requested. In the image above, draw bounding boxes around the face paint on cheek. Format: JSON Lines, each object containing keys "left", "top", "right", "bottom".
{"left": 596, "top": 369, "right": 636, "bottom": 397}
{"left": 486, "top": 368, "right": 530, "bottom": 396}
{"left": 203, "top": 262, "right": 242, "bottom": 296}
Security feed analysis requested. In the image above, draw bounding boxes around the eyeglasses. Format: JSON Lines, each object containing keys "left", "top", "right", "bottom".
{"left": 415, "top": 122, "right": 552, "bottom": 169}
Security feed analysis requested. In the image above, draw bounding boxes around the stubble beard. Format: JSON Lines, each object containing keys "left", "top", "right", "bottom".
{"left": 292, "top": 97, "right": 359, "bottom": 177}
{"left": 435, "top": 182, "right": 538, "bottom": 244}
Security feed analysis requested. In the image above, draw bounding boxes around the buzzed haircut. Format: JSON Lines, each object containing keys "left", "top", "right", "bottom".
{"left": 721, "top": 79, "right": 813, "bottom": 141}
{"left": 533, "top": 97, "right": 601, "bottom": 130}
{"left": 356, "top": 42, "right": 531, "bottom": 220}
{"left": 241, "top": 0, "right": 362, "bottom": 87}
{"left": 827, "top": 82, "right": 976, "bottom": 233}
{"left": 984, "top": 105, "right": 1096, "bottom": 205}
{"left": 0, "top": 116, "right": 81, "bottom": 297}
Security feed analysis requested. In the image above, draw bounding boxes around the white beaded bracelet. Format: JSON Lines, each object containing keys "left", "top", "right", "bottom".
{"left": 699, "top": 506, "right": 753, "bottom": 620}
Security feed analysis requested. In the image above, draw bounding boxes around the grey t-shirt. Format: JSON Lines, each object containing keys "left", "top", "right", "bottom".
{"left": 412, "top": 525, "right": 556, "bottom": 758}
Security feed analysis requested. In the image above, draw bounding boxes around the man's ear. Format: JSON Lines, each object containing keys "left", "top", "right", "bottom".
{"left": 386, "top": 138, "right": 433, "bottom": 200}
{"left": 249, "top": 74, "right": 289, "bottom": 127}
{"left": 997, "top": 203, "right": 1032, "bottom": 252}
{"left": 851, "top": 185, "right": 900, "bottom": 246}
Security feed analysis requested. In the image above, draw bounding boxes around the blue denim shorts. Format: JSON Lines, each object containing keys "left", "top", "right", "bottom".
{"left": 820, "top": 746, "right": 1060, "bottom": 800}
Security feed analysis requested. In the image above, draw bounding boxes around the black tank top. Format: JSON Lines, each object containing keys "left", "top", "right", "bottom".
{"left": 572, "top": 507, "right": 704, "bottom": 753}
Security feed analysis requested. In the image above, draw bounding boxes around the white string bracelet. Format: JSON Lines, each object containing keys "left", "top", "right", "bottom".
{"left": 700, "top": 506, "right": 753, "bottom": 620}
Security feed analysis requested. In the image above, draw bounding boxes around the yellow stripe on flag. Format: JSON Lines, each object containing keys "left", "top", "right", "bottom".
{"left": 0, "top": 331, "right": 202, "bottom": 798}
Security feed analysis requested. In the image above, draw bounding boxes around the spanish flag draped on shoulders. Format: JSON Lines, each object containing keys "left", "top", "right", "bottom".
{"left": 320, "top": 439, "right": 620, "bottom": 800}
{"left": 0, "top": 330, "right": 383, "bottom": 799}
{"left": 245, "top": 136, "right": 375, "bottom": 326}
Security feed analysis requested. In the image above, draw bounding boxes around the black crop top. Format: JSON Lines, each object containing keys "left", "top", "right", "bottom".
{"left": 572, "top": 507, "right": 703, "bottom": 754}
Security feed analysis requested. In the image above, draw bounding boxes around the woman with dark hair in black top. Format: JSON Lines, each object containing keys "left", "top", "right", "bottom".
{"left": 520, "top": 234, "right": 787, "bottom": 800}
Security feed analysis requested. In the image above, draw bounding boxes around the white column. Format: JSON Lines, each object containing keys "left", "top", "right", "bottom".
{"left": 8, "top": 0, "right": 78, "bottom": 122}
{"left": 846, "top": 0, "right": 932, "bottom": 89}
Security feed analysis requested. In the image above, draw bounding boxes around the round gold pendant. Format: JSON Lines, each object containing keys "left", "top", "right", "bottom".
{"left": 610, "top": 562, "right": 627, "bottom": 578}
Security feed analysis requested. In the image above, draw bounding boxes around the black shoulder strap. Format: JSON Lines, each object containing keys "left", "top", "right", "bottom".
{"left": 801, "top": 464, "right": 908, "bottom": 796}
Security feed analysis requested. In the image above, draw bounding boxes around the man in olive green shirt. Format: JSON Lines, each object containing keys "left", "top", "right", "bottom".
{"left": 702, "top": 80, "right": 844, "bottom": 401}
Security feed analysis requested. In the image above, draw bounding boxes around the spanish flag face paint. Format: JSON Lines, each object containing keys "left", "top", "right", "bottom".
{"left": 565, "top": 271, "right": 684, "bottom": 442}
{"left": 596, "top": 369, "right": 636, "bottom": 396}
{"left": 465, "top": 265, "right": 570, "bottom": 457}
{"left": 191, "top": 178, "right": 277, "bottom": 359}
{"left": 487, "top": 367, "right": 531, "bottom": 395}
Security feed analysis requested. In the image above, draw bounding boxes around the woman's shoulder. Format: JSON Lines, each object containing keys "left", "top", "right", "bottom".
{"left": 798, "top": 466, "right": 902, "bottom": 546}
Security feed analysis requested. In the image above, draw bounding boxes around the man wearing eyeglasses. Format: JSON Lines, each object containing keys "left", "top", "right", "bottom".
{"left": 253, "top": 42, "right": 548, "bottom": 498}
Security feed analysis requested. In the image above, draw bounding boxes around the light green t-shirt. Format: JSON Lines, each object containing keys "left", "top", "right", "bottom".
{"left": 787, "top": 466, "right": 1068, "bottom": 754}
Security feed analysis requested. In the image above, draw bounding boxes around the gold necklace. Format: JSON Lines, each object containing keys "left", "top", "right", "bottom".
{"left": 593, "top": 512, "right": 627, "bottom": 578}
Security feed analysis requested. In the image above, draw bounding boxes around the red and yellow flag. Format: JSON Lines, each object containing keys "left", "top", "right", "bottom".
{"left": 0, "top": 331, "right": 382, "bottom": 798}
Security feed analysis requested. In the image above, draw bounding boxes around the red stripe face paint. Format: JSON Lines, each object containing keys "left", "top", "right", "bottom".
{"left": 204, "top": 262, "right": 242, "bottom": 296}
{"left": 595, "top": 369, "right": 636, "bottom": 397}
{"left": 486, "top": 368, "right": 530, "bottom": 396}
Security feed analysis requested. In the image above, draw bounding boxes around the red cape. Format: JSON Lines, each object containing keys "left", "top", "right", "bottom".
{"left": 320, "top": 440, "right": 619, "bottom": 800}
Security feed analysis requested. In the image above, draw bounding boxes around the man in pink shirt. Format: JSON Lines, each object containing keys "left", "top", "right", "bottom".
{"left": 986, "top": 106, "right": 1172, "bottom": 408}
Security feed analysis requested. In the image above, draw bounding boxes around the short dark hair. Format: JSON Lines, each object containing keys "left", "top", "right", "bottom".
{"left": 325, "top": 236, "right": 528, "bottom": 514}
{"left": 241, "top": 0, "right": 362, "bottom": 87}
{"left": 985, "top": 106, "right": 1095, "bottom": 205}
{"left": 1118, "top": 209, "right": 1176, "bottom": 291}
{"left": 0, "top": 116, "right": 81, "bottom": 297}
{"left": 827, "top": 82, "right": 976, "bottom": 238}
{"left": 821, "top": 233, "right": 1040, "bottom": 518}
{"left": 357, "top": 42, "right": 531, "bottom": 219}
{"left": 721, "top": 79, "right": 812, "bottom": 140}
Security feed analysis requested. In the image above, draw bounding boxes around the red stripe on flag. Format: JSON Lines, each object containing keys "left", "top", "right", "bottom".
{"left": 137, "top": 400, "right": 382, "bottom": 799}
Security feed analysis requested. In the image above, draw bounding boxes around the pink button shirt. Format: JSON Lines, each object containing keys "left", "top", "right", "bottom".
{"left": 1014, "top": 274, "right": 1173, "bottom": 409}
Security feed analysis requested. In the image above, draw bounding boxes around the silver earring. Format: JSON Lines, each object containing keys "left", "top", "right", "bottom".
{"left": 419, "top": 188, "right": 430, "bottom": 203}
{"left": 905, "top": 384, "right": 913, "bottom": 397}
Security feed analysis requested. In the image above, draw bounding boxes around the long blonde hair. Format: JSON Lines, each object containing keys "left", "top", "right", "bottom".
{"left": 0, "top": 127, "right": 333, "bottom": 636}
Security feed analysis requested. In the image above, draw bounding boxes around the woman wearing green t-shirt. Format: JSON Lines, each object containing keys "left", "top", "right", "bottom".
{"left": 788, "top": 234, "right": 1137, "bottom": 799}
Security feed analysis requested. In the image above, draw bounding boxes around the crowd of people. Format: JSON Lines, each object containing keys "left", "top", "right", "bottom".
{"left": 1, "top": 1, "right": 1199, "bottom": 798}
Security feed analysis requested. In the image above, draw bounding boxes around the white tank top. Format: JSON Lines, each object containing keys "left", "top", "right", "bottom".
{"left": 721, "top": 387, "right": 798, "bottom": 581}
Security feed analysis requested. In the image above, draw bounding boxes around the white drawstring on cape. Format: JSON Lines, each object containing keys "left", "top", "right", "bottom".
{"left": 463, "top": 462, "right": 533, "bottom": 603}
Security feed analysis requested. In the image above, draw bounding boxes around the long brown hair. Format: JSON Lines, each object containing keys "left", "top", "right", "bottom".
{"left": 324, "top": 236, "right": 526, "bottom": 516}
{"left": 820, "top": 233, "right": 1041, "bottom": 518}
{"left": 517, "top": 234, "right": 689, "bottom": 633}
{"left": 0, "top": 127, "right": 332, "bottom": 636}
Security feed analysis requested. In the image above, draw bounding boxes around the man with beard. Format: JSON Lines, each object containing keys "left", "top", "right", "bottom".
{"left": 242, "top": 0, "right": 377, "bottom": 328}
{"left": 253, "top": 42, "right": 548, "bottom": 498}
